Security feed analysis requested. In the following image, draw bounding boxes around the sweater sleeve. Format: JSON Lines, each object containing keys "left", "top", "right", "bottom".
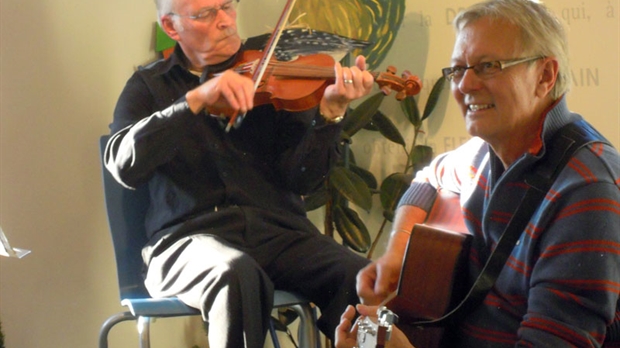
{"left": 398, "top": 136, "right": 487, "bottom": 212}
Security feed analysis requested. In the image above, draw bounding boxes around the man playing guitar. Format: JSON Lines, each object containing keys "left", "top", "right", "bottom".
{"left": 335, "top": 0, "right": 620, "bottom": 347}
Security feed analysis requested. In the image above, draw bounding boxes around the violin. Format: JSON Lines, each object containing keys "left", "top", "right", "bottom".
{"left": 212, "top": 0, "right": 422, "bottom": 131}
{"left": 213, "top": 49, "right": 422, "bottom": 112}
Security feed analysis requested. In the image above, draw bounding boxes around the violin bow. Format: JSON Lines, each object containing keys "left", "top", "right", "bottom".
{"left": 226, "top": 0, "right": 298, "bottom": 132}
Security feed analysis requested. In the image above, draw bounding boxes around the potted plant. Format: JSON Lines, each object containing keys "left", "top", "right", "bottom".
{"left": 304, "top": 75, "right": 447, "bottom": 258}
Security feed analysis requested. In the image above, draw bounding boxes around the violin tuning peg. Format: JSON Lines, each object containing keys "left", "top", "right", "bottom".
{"left": 395, "top": 90, "right": 407, "bottom": 101}
{"left": 380, "top": 85, "right": 392, "bottom": 96}
{"left": 405, "top": 74, "right": 423, "bottom": 96}
{"left": 386, "top": 65, "right": 397, "bottom": 75}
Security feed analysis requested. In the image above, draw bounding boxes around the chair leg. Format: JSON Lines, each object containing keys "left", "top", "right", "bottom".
{"left": 99, "top": 311, "right": 137, "bottom": 348}
{"left": 269, "top": 317, "right": 282, "bottom": 348}
{"left": 138, "top": 316, "right": 151, "bottom": 348}
{"left": 289, "top": 304, "right": 320, "bottom": 348}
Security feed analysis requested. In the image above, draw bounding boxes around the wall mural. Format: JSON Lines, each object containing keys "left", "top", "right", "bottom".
{"left": 156, "top": 0, "right": 407, "bottom": 71}
{"left": 288, "top": 0, "right": 406, "bottom": 69}
{"left": 244, "top": 28, "right": 371, "bottom": 63}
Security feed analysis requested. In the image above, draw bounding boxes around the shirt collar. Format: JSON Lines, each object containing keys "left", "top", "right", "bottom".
{"left": 154, "top": 43, "right": 244, "bottom": 80}
{"left": 529, "top": 95, "right": 581, "bottom": 157}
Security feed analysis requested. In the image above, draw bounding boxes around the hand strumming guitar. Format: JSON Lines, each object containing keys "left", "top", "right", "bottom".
{"left": 357, "top": 205, "right": 428, "bottom": 305}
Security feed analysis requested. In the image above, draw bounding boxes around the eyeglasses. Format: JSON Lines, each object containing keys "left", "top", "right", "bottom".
{"left": 169, "top": 0, "right": 238, "bottom": 24}
{"left": 442, "top": 56, "right": 544, "bottom": 82}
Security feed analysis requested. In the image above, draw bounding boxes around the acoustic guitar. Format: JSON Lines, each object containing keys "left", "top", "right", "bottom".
{"left": 357, "top": 189, "right": 471, "bottom": 348}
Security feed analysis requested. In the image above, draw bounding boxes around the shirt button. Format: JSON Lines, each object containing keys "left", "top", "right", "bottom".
{"left": 300, "top": 167, "right": 306, "bottom": 172}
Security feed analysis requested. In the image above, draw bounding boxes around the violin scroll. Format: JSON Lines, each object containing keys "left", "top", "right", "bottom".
{"left": 375, "top": 66, "right": 423, "bottom": 101}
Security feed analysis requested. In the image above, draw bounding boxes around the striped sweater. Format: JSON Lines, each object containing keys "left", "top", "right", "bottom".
{"left": 399, "top": 97, "right": 620, "bottom": 347}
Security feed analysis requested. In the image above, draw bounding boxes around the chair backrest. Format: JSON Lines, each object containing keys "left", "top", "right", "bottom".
{"left": 99, "top": 135, "right": 151, "bottom": 300}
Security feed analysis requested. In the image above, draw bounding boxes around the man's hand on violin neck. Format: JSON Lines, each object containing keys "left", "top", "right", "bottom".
{"left": 321, "top": 55, "right": 374, "bottom": 117}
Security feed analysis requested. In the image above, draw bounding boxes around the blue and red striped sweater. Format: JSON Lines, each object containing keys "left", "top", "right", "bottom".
{"left": 399, "top": 97, "right": 620, "bottom": 347}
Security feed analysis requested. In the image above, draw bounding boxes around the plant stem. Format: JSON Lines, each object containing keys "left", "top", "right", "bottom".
{"left": 367, "top": 218, "right": 388, "bottom": 259}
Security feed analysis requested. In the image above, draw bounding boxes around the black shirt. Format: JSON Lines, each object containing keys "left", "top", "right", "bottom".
{"left": 105, "top": 44, "right": 344, "bottom": 259}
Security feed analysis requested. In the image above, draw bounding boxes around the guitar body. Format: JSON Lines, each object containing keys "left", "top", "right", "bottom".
{"left": 387, "top": 224, "right": 471, "bottom": 348}
{"left": 388, "top": 189, "right": 472, "bottom": 348}
{"left": 356, "top": 189, "right": 471, "bottom": 348}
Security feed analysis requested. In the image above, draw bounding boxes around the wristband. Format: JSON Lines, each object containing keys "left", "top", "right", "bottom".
{"left": 320, "top": 110, "right": 345, "bottom": 124}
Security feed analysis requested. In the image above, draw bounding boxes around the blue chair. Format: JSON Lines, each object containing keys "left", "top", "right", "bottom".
{"left": 98, "top": 136, "right": 320, "bottom": 348}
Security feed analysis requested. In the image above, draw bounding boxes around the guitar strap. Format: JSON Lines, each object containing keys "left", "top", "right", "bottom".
{"left": 412, "top": 119, "right": 610, "bottom": 328}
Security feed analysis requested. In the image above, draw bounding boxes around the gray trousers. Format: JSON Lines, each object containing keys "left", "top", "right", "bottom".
{"left": 144, "top": 227, "right": 369, "bottom": 348}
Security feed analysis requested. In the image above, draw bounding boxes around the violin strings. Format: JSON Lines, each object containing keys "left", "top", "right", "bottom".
{"left": 231, "top": 60, "right": 406, "bottom": 85}
{"left": 268, "top": 62, "right": 334, "bottom": 78}
{"left": 268, "top": 64, "right": 405, "bottom": 83}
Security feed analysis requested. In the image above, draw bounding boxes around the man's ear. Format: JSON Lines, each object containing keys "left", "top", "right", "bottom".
{"left": 161, "top": 15, "right": 181, "bottom": 41}
{"left": 536, "top": 57, "right": 559, "bottom": 98}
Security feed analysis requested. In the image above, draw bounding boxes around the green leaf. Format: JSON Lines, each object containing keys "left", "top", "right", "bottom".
{"left": 382, "top": 209, "right": 395, "bottom": 222}
{"left": 379, "top": 173, "right": 413, "bottom": 221}
{"left": 372, "top": 112, "right": 406, "bottom": 147}
{"left": 349, "top": 164, "right": 378, "bottom": 190}
{"left": 333, "top": 205, "right": 371, "bottom": 252}
{"left": 422, "top": 77, "right": 446, "bottom": 122}
{"left": 410, "top": 145, "right": 434, "bottom": 172}
{"left": 400, "top": 95, "right": 421, "bottom": 127}
{"left": 363, "top": 122, "right": 379, "bottom": 131}
{"left": 331, "top": 188, "right": 348, "bottom": 207}
{"left": 343, "top": 92, "right": 386, "bottom": 137}
{"left": 329, "top": 166, "right": 373, "bottom": 211}
{"left": 303, "top": 189, "right": 329, "bottom": 211}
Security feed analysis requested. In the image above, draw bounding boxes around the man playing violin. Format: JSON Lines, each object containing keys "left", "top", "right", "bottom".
{"left": 104, "top": 0, "right": 374, "bottom": 346}
{"left": 336, "top": 0, "right": 620, "bottom": 347}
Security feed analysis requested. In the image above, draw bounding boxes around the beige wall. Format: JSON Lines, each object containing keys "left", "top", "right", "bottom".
{"left": 0, "top": 0, "right": 617, "bottom": 347}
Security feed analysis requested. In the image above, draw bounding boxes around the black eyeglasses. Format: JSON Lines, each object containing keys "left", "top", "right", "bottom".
{"left": 442, "top": 56, "right": 544, "bottom": 82}
{"left": 168, "top": 0, "right": 238, "bottom": 24}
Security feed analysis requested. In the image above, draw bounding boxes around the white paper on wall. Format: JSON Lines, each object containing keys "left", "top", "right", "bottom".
{"left": 0, "top": 226, "right": 31, "bottom": 259}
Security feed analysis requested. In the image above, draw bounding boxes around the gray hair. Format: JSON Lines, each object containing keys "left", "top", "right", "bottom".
{"left": 453, "top": 0, "right": 570, "bottom": 100}
{"left": 154, "top": 0, "right": 182, "bottom": 30}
